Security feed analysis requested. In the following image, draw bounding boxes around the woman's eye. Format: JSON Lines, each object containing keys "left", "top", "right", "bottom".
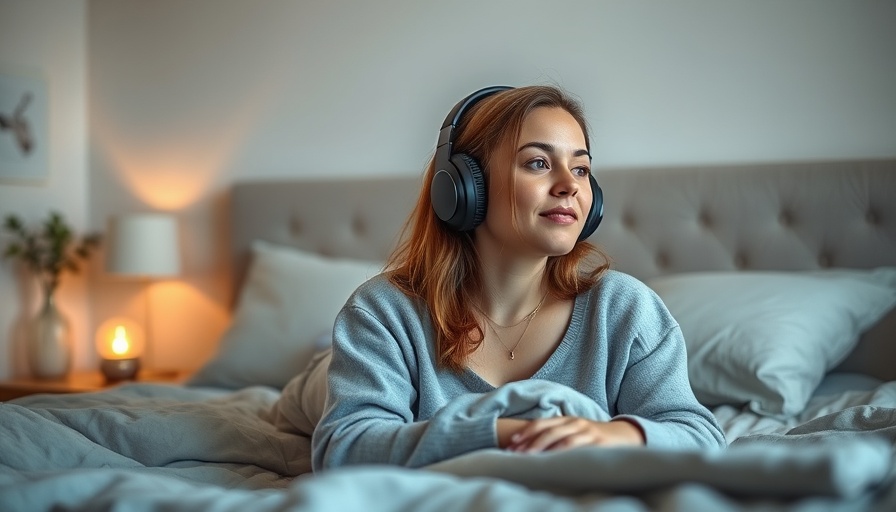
{"left": 526, "top": 159, "right": 548, "bottom": 171}
{"left": 573, "top": 167, "right": 590, "bottom": 177}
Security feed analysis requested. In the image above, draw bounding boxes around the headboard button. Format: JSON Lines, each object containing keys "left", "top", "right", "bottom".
{"left": 778, "top": 210, "right": 793, "bottom": 226}
{"left": 352, "top": 215, "right": 367, "bottom": 236}
{"left": 734, "top": 253, "right": 748, "bottom": 269}
{"left": 818, "top": 254, "right": 832, "bottom": 268}
{"left": 866, "top": 209, "right": 879, "bottom": 225}
{"left": 698, "top": 211, "right": 712, "bottom": 228}
{"left": 655, "top": 252, "right": 669, "bottom": 269}
{"left": 622, "top": 212, "right": 636, "bottom": 229}
{"left": 289, "top": 218, "right": 304, "bottom": 237}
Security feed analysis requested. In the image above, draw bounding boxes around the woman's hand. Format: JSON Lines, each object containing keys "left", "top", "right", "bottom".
{"left": 502, "top": 417, "right": 645, "bottom": 453}
{"left": 496, "top": 418, "right": 531, "bottom": 448}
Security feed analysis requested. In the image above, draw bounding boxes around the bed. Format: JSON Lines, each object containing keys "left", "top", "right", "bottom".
{"left": 2, "top": 158, "right": 895, "bottom": 511}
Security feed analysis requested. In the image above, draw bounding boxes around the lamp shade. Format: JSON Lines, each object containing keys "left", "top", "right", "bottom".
{"left": 106, "top": 213, "right": 181, "bottom": 277}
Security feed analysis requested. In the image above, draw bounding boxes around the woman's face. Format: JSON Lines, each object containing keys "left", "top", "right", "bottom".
{"left": 479, "top": 106, "right": 592, "bottom": 259}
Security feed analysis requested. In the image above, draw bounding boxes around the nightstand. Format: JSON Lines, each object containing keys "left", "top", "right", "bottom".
{"left": 0, "top": 370, "right": 187, "bottom": 401}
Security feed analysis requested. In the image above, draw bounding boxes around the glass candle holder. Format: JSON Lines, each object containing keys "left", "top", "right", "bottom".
{"left": 95, "top": 317, "right": 145, "bottom": 381}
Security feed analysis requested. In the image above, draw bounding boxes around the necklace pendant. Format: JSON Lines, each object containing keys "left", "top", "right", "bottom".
{"left": 510, "top": 351, "right": 515, "bottom": 360}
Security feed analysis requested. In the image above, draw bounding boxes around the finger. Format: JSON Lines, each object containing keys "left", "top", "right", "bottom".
{"left": 523, "top": 420, "right": 585, "bottom": 452}
{"left": 544, "top": 431, "right": 596, "bottom": 452}
{"left": 511, "top": 417, "right": 560, "bottom": 444}
{"left": 513, "top": 419, "right": 582, "bottom": 453}
{"left": 509, "top": 416, "right": 567, "bottom": 448}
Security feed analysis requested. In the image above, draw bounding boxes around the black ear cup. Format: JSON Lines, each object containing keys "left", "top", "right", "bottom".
{"left": 578, "top": 174, "right": 604, "bottom": 241}
{"left": 453, "top": 153, "right": 488, "bottom": 230}
{"left": 431, "top": 86, "right": 512, "bottom": 232}
{"left": 430, "top": 152, "right": 487, "bottom": 232}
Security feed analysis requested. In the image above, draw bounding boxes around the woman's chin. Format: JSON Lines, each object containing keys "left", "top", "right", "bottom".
{"left": 540, "top": 238, "right": 580, "bottom": 257}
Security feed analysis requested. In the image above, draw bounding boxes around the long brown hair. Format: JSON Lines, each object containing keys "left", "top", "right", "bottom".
{"left": 387, "top": 85, "right": 610, "bottom": 372}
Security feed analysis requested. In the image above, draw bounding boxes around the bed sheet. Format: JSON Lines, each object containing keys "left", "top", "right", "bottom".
{"left": 714, "top": 372, "right": 895, "bottom": 441}
{"left": 1, "top": 379, "right": 895, "bottom": 512}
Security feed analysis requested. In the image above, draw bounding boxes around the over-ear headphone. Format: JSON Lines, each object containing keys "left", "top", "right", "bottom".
{"left": 430, "top": 86, "right": 603, "bottom": 241}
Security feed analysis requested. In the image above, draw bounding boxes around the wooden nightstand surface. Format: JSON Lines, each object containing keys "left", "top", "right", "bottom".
{"left": 0, "top": 370, "right": 187, "bottom": 401}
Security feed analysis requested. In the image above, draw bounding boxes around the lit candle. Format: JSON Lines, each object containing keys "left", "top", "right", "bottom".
{"left": 95, "top": 318, "right": 144, "bottom": 381}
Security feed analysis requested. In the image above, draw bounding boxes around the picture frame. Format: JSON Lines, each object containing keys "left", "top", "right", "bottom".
{"left": 0, "top": 66, "right": 49, "bottom": 184}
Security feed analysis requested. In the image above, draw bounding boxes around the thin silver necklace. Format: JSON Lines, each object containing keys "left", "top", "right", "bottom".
{"left": 477, "top": 293, "right": 547, "bottom": 360}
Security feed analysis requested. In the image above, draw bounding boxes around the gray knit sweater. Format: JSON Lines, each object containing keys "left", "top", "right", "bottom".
{"left": 311, "top": 271, "right": 726, "bottom": 471}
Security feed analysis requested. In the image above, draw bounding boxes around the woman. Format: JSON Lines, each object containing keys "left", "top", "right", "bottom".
{"left": 311, "top": 85, "right": 725, "bottom": 471}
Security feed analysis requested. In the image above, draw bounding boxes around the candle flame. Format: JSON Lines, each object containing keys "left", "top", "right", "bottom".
{"left": 111, "top": 325, "right": 131, "bottom": 356}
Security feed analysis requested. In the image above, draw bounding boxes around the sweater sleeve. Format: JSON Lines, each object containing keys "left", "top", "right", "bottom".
{"left": 614, "top": 321, "right": 727, "bottom": 450}
{"left": 310, "top": 298, "right": 496, "bottom": 471}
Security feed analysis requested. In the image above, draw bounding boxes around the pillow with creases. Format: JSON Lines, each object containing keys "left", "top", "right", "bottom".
{"left": 647, "top": 268, "right": 896, "bottom": 418}
{"left": 189, "top": 241, "right": 381, "bottom": 390}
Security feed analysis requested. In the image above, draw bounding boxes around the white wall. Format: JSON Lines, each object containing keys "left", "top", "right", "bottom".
{"left": 0, "top": 0, "right": 89, "bottom": 379}
{"left": 3, "top": 0, "right": 895, "bottom": 379}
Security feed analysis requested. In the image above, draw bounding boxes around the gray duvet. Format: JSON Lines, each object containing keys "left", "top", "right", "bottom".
{"left": 1, "top": 380, "right": 895, "bottom": 512}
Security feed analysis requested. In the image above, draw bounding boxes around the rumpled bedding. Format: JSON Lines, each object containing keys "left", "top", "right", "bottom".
{"left": 0, "top": 384, "right": 307, "bottom": 488}
{"left": 2, "top": 380, "right": 896, "bottom": 512}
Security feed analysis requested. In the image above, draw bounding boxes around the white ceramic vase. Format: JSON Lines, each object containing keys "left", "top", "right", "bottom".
{"left": 27, "top": 290, "right": 73, "bottom": 379}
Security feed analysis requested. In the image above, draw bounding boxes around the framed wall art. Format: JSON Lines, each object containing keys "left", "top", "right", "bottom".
{"left": 0, "top": 66, "right": 49, "bottom": 183}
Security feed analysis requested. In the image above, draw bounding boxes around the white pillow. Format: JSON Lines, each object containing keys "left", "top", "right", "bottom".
{"left": 189, "top": 241, "right": 381, "bottom": 389}
{"left": 646, "top": 268, "right": 896, "bottom": 418}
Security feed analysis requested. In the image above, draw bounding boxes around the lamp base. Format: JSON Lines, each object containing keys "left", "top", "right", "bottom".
{"left": 100, "top": 358, "right": 141, "bottom": 382}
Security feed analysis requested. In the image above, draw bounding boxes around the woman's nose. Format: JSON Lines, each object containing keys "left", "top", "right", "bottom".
{"left": 552, "top": 169, "right": 580, "bottom": 197}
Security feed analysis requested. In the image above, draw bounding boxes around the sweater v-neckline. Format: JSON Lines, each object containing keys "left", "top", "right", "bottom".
{"left": 462, "top": 292, "right": 586, "bottom": 391}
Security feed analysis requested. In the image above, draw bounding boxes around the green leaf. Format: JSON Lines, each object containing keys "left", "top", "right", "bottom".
{"left": 1, "top": 211, "right": 102, "bottom": 285}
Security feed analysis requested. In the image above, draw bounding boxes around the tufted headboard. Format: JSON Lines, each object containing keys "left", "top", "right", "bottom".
{"left": 231, "top": 159, "right": 896, "bottom": 284}
{"left": 589, "top": 159, "right": 896, "bottom": 279}
{"left": 230, "top": 159, "right": 896, "bottom": 378}
{"left": 230, "top": 175, "right": 422, "bottom": 291}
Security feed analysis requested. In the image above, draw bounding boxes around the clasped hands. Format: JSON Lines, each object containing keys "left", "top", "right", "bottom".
{"left": 497, "top": 416, "right": 645, "bottom": 453}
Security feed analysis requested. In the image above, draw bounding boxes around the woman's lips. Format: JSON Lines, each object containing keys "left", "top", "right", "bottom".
{"left": 540, "top": 207, "right": 578, "bottom": 225}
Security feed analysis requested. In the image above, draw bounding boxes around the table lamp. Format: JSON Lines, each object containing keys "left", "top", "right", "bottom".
{"left": 101, "top": 213, "right": 181, "bottom": 380}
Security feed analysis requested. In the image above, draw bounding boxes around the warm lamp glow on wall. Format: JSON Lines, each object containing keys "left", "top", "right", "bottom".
{"left": 101, "top": 213, "right": 181, "bottom": 378}
{"left": 96, "top": 318, "right": 145, "bottom": 381}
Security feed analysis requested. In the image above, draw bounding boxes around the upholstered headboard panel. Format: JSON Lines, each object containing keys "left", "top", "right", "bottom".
{"left": 230, "top": 176, "right": 421, "bottom": 293}
{"left": 590, "top": 159, "right": 896, "bottom": 279}
{"left": 231, "top": 159, "right": 896, "bottom": 285}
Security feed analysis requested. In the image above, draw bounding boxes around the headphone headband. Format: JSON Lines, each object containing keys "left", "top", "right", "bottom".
{"left": 441, "top": 86, "right": 514, "bottom": 131}
{"left": 436, "top": 86, "right": 513, "bottom": 164}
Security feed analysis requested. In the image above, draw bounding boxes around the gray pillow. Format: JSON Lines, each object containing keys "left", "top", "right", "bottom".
{"left": 647, "top": 268, "right": 896, "bottom": 418}
{"left": 189, "top": 241, "right": 381, "bottom": 390}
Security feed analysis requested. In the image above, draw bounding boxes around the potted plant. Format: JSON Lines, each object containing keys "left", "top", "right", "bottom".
{"left": 2, "top": 212, "right": 101, "bottom": 379}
